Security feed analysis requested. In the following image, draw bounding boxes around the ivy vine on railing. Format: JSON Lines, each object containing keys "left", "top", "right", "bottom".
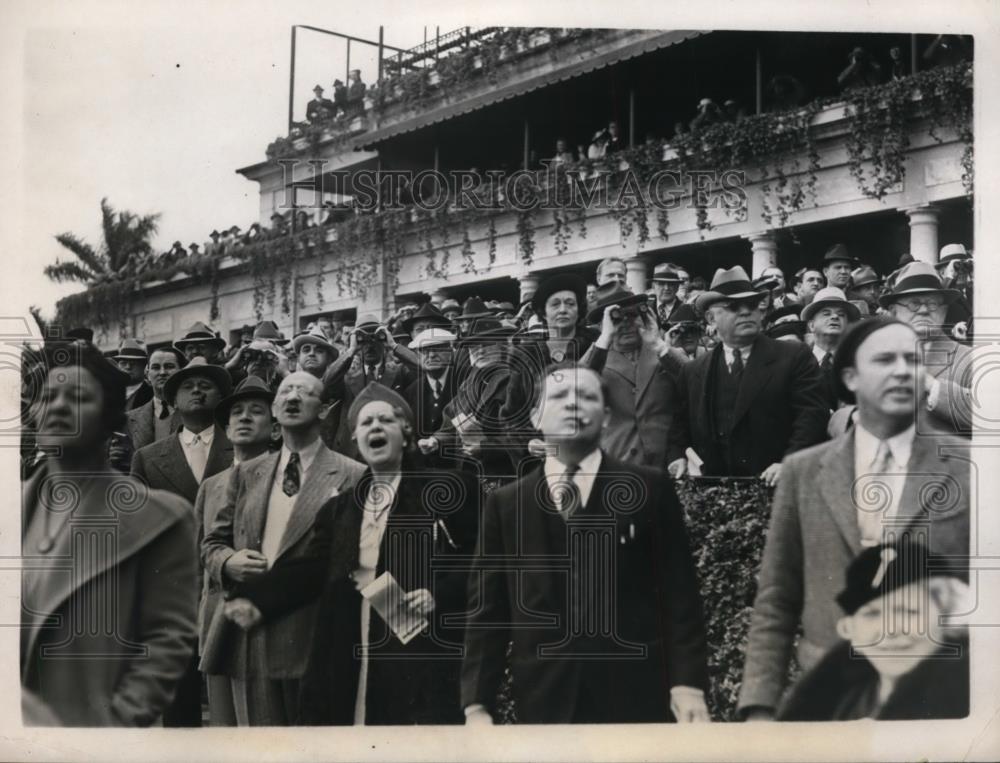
{"left": 57, "top": 64, "right": 972, "bottom": 333}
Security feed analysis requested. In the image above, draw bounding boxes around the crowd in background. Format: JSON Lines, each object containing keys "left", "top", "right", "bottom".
{"left": 19, "top": 237, "right": 974, "bottom": 727}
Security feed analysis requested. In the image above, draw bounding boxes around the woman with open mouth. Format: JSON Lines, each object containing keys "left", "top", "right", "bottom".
{"left": 230, "top": 382, "right": 480, "bottom": 725}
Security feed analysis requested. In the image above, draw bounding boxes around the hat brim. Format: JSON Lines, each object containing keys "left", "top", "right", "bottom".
{"left": 112, "top": 352, "right": 147, "bottom": 361}
{"left": 401, "top": 314, "right": 452, "bottom": 333}
{"left": 694, "top": 289, "right": 768, "bottom": 313}
{"left": 163, "top": 364, "right": 233, "bottom": 403}
{"left": 801, "top": 298, "right": 862, "bottom": 323}
{"left": 878, "top": 287, "right": 962, "bottom": 309}
{"left": 531, "top": 273, "right": 589, "bottom": 317}
{"left": 215, "top": 387, "right": 276, "bottom": 428}
{"left": 292, "top": 334, "right": 337, "bottom": 354}
{"left": 174, "top": 337, "right": 226, "bottom": 352}
{"left": 585, "top": 292, "right": 648, "bottom": 324}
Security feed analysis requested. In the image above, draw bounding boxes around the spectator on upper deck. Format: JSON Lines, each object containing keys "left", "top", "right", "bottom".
{"left": 837, "top": 47, "right": 884, "bottom": 91}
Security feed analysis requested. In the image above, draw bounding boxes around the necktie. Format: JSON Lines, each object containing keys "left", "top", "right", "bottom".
{"left": 188, "top": 433, "right": 209, "bottom": 484}
{"left": 158, "top": 402, "right": 171, "bottom": 420}
{"left": 430, "top": 378, "right": 440, "bottom": 400}
{"left": 283, "top": 452, "right": 301, "bottom": 497}
{"left": 821, "top": 352, "right": 833, "bottom": 372}
{"left": 554, "top": 464, "right": 582, "bottom": 521}
{"left": 858, "top": 441, "right": 893, "bottom": 547}
{"left": 729, "top": 348, "right": 744, "bottom": 377}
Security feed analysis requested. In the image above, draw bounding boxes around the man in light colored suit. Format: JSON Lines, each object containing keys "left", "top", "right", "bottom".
{"left": 193, "top": 376, "right": 277, "bottom": 726}
{"left": 131, "top": 356, "right": 234, "bottom": 727}
{"left": 738, "top": 317, "right": 969, "bottom": 720}
{"left": 201, "top": 371, "right": 365, "bottom": 726}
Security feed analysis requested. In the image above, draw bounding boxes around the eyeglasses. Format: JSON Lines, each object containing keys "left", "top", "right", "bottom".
{"left": 894, "top": 297, "right": 944, "bottom": 314}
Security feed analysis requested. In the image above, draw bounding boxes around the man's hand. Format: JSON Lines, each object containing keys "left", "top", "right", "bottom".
{"left": 637, "top": 309, "right": 663, "bottom": 349}
{"left": 222, "top": 549, "right": 268, "bottom": 583}
{"left": 760, "top": 462, "right": 782, "bottom": 487}
{"left": 417, "top": 437, "right": 439, "bottom": 455}
{"left": 403, "top": 588, "right": 435, "bottom": 618}
{"left": 464, "top": 706, "right": 494, "bottom": 726}
{"left": 376, "top": 326, "right": 397, "bottom": 350}
{"left": 223, "top": 598, "right": 263, "bottom": 631}
{"left": 224, "top": 345, "right": 245, "bottom": 371}
{"left": 596, "top": 305, "right": 619, "bottom": 349}
{"left": 670, "top": 688, "right": 710, "bottom": 723}
{"left": 744, "top": 707, "right": 776, "bottom": 722}
{"left": 668, "top": 458, "right": 688, "bottom": 479}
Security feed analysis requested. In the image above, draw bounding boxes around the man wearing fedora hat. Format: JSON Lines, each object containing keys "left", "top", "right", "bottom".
{"left": 113, "top": 338, "right": 154, "bottom": 411}
{"left": 579, "top": 282, "right": 684, "bottom": 468}
{"left": 290, "top": 327, "right": 343, "bottom": 449}
{"left": 652, "top": 263, "right": 686, "bottom": 326}
{"left": 130, "top": 356, "right": 234, "bottom": 727}
{"left": 847, "top": 265, "right": 883, "bottom": 314}
{"left": 402, "top": 328, "right": 459, "bottom": 460}
{"left": 822, "top": 244, "right": 856, "bottom": 291}
{"left": 401, "top": 302, "right": 452, "bottom": 338}
{"left": 175, "top": 321, "right": 228, "bottom": 366}
{"left": 667, "top": 266, "right": 828, "bottom": 483}
{"left": 802, "top": 287, "right": 862, "bottom": 410}
{"left": 878, "top": 261, "right": 972, "bottom": 435}
{"left": 194, "top": 376, "right": 278, "bottom": 726}
{"left": 306, "top": 84, "right": 335, "bottom": 123}
{"left": 225, "top": 321, "right": 291, "bottom": 391}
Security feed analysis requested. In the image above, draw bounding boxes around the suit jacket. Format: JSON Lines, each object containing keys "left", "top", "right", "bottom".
{"left": 922, "top": 336, "right": 973, "bottom": 435}
{"left": 193, "top": 466, "right": 234, "bottom": 658}
{"left": 402, "top": 372, "right": 457, "bottom": 439}
{"left": 461, "top": 453, "right": 708, "bottom": 723}
{"left": 125, "top": 399, "right": 181, "bottom": 452}
{"left": 667, "top": 335, "right": 829, "bottom": 476}
{"left": 737, "top": 429, "right": 970, "bottom": 714}
{"left": 596, "top": 345, "right": 678, "bottom": 468}
{"left": 200, "top": 444, "right": 365, "bottom": 679}
{"left": 21, "top": 467, "right": 197, "bottom": 726}
{"left": 130, "top": 424, "right": 233, "bottom": 506}
{"left": 237, "top": 468, "right": 481, "bottom": 724}
{"left": 126, "top": 382, "right": 154, "bottom": 412}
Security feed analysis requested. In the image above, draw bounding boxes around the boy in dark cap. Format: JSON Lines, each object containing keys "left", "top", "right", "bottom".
{"left": 779, "top": 538, "right": 969, "bottom": 721}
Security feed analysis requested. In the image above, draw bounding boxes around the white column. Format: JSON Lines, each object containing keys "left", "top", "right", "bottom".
{"left": 519, "top": 273, "right": 540, "bottom": 306}
{"left": 904, "top": 205, "right": 940, "bottom": 265}
{"left": 624, "top": 257, "right": 648, "bottom": 295}
{"left": 744, "top": 232, "right": 778, "bottom": 278}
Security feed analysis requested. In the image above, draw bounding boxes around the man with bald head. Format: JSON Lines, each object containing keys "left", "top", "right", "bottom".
{"left": 202, "top": 371, "right": 365, "bottom": 726}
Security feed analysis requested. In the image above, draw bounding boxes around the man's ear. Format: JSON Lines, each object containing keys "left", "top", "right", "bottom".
{"left": 317, "top": 400, "right": 332, "bottom": 422}
{"left": 836, "top": 616, "right": 853, "bottom": 641}
{"left": 841, "top": 367, "right": 859, "bottom": 394}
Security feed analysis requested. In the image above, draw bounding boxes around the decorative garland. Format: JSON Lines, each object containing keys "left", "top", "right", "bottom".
{"left": 57, "top": 64, "right": 973, "bottom": 332}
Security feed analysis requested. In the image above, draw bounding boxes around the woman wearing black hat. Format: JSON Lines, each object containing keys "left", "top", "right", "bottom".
{"left": 225, "top": 383, "right": 479, "bottom": 725}
{"left": 501, "top": 273, "right": 598, "bottom": 463}
{"left": 20, "top": 342, "right": 198, "bottom": 726}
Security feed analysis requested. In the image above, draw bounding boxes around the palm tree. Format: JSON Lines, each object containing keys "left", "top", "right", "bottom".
{"left": 44, "top": 198, "right": 160, "bottom": 285}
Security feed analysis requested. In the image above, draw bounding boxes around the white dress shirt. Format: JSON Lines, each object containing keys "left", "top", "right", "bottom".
{"left": 853, "top": 422, "right": 915, "bottom": 546}
{"left": 812, "top": 344, "right": 832, "bottom": 366}
{"left": 260, "top": 437, "right": 323, "bottom": 567}
{"left": 721, "top": 343, "right": 752, "bottom": 372}
{"left": 543, "top": 448, "right": 602, "bottom": 515}
{"left": 178, "top": 424, "right": 214, "bottom": 484}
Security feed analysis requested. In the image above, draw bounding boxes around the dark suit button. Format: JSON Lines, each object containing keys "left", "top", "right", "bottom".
{"left": 629, "top": 447, "right": 638, "bottom": 456}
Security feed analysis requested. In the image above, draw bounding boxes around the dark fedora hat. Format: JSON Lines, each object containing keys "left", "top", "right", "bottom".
{"left": 464, "top": 317, "right": 517, "bottom": 341}
{"left": 113, "top": 337, "right": 148, "bottom": 361}
{"left": 65, "top": 327, "right": 94, "bottom": 343}
{"left": 458, "top": 296, "right": 495, "bottom": 321}
{"left": 765, "top": 303, "right": 802, "bottom": 328}
{"left": 823, "top": 243, "right": 857, "bottom": 265}
{"left": 401, "top": 303, "right": 451, "bottom": 334}
{"left": 665, "top": 303, "right": 701, "bottom": 327}
{"left": 163, "top": 356, "right": 233, "bottom": 405}
{"left": 585, "top": 281, "right": 648, "bottom": 324}
{"left": 850, "top": 265, "right": 882, "bottom": 289}
{"left": 215, "top": 374, "right": 275, "bottom": 428}
{"left": 174, "top": 321, "right": 226, "bottom": 353}
{"left": 254, "top": 319, "right": 288, "bottom": 346}
{"left": 877, "top": 262, "right": 962, "bottom": 309}
{"left": 694, "top": 266, "right": 769, "bottom": 313}
{"left": 531, "top": 273, "right": 588, "bottom": 318}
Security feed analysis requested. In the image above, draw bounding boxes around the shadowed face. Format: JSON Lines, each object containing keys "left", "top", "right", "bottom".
{"left": 355, "top": 400, "right": 406, "bottom": 470}
{"left": 226, "top": 398, "right": 275, "bottom": 447}
{"left": 146, "top": 350, "right": 181, "bottom": 399}
{"left": 532, "top": 367, "right": 608, "bottom": 448}
{"left": 545, "top": 290, "right": 579, "bottom": 331}
{"left": 707, "top": 299, "right": 763, "bottom": 346}
{"left": 34, "top": 366, "right": 106, "bottom": 452}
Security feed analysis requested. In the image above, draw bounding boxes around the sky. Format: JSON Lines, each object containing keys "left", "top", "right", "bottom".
{"left": 0, "top": 0, "right": 994, "bottom": 329}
